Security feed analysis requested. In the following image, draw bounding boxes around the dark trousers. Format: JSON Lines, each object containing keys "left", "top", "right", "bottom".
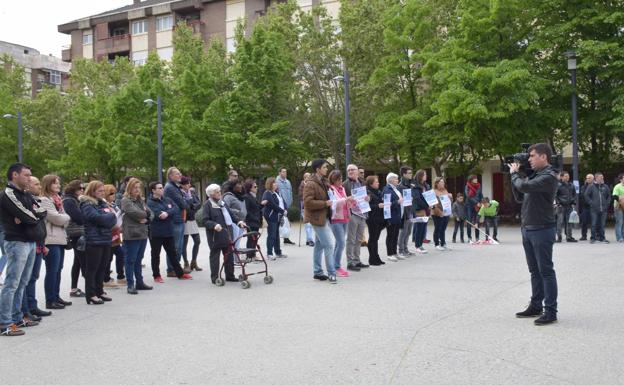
{"left": 366, "top": 221, "right": 384, "bottom": 263}
{"left": 432, "top": 216, "right": 449, "bottom": 246}
{"left": 521, "top": 227, "right": 557, "bottom": 314}
{"left": 482, "top": 216, "right": 498, "bottom": 240}
{"left": 266, "top": 220, "right": 281, "bottom": 256}
{"left": 556, "top": 205, "right": 573, "bottom": 239}
{"left": 413, "top": 222, "right": 427, "bottom": 247}
{"left": 466, "top": 203, "right": 479, "bottom": 240}
{"left": 70, "top": 236, "right": 86, "bottom": 289}
{"left": 385, "top": 222, "right": 401, "bottom": 256}
{"left": 590, "top": 210, "right": 607, "bottom": 241}
{"left": 209, "top": 246, "right": 234, "bottom": 282}
{"left": 183, "top": 233, "right": 201, "bottom": 263}
{"left": 84, "top": 244, "right": 111, "bottom": 299}
{"left": 105, "top": 245, "right": 125, "bottom": 282}
{"left": 580, "top": 207, "right": 591, "bottom": 238}
{"left": 43, "top": 245, "right": 64, "bottom": 303}
{"left": 24, "top": 252, "right": 44, "bottom": 311}
{"left": 246, "top": 226, "right": 260, "bottom": 258}
{"left": 453, "top": 220, "right": 465, "bottom": 242}
{"left": 150, "top": 236, "right": 184, "bottom": 278}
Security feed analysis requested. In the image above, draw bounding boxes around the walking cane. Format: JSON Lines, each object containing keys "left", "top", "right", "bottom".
{"left": 464, "top": 219, "right": 499, "bottom": 245}
{"left": 298, "top": 202, "right": 303, "bottom": 247}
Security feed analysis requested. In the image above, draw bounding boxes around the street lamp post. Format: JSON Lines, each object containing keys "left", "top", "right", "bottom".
{"left": 144, "top": 96, "right": 163, "bottom": 183}
{"left": 333, "top": 70, "right": 351, "bottom": 167}
{"left": 2, "top": 112, "right": 23, "bottom": 163}
{"left": 564, "top": 51, "right": 579, "bottom": 204}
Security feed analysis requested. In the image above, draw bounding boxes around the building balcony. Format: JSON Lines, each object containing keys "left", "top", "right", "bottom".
{"left": 95, "top": 34, "right": 131, "bottom": 56}
{"left": 62, "top": 48, "right": 71, "bottom": 62}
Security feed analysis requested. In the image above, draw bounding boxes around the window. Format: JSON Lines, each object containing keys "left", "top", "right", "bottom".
{"left": 83, "top": 33, "right": 93, "bottom": 45}
{"left": 157, "top": 47, "right": 173, "bottom": 61}
{"left": 226, "top": 38, "right": 236, "bottom": 54}
{"left": 49, "top": 70, "right": 61, "bottom": 85}
{"left": 132, "top": 20, "right": 148, "bottom": 35}
{"left": 132, "top": 50, "right": 148, "bottom": 66}
{"left": 156, "top": 15, "right": 173, "bottom": 32}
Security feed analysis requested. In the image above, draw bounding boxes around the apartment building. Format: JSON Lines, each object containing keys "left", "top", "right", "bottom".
{"left": 58, "top": 0, "right": 340, "bottom": 65}
{"left": 0, "top": 41, "right": 71, "bottom": 98}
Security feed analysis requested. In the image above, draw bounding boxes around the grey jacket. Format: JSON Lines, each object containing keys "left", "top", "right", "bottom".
{"left": 121, "top": 196, "right": 151, "bottom": 240}
{"left": 511, "top": 165, "right": 559, "bottom": 229}
{"left": 584, "top": 183, "right": 611, "bottom": 213}
{"left": 452, "top": 201, "right": 467, "bottom": 220}
{"left": 223, "top": 192, "right": 247, "bottom": 222}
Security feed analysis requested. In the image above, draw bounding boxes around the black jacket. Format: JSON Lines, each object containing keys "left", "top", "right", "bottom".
{"left": 262, "top": 190, "right": 285, "bottom": 223}
{"left": 0, "top": 183, "right": 47, "bottom": 243}
{"left": 556, "top": 181, "right": 576, "bottom": 207}
{"left": 186, "top": 191, "right": 202, "bottom": 221}
{"left": 147, "top": 196, "right": 178, "bottom": 238}
{"left": 511, "top": 165, "right": 559, "bottom": 229}
{"left": 366, "top": 187, "right": 385, "bottom": 225}
{"left": 579, "top": 183, "right": 592, "bottom": 209}
{"left": 412, "top": 183, "right": 429, "bottom": 212}
{"left": 80, "top": 197, "right": 116, "bottom": 246}
{"left": 584, "top": 183, "right": 611, "bottom": 213}
{"left": 244, "top": 193, "right": 263, "bottom": 229}
{"left": 202, "top": 198, "right": 237, "bottom": 249}
{"left": 63, "top": 194, "right": 84, "bottom": 238}
{"left": 382, "top": 185, "right": 403, "bottom": 225}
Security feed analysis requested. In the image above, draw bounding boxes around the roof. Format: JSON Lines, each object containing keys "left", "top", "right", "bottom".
{"left": 90, "top": 0, "right": 176, "bottom": 19}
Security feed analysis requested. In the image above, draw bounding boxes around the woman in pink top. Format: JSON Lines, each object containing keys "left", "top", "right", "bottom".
{"left": 328, "top": 170, "right": 354, "bottom": 277}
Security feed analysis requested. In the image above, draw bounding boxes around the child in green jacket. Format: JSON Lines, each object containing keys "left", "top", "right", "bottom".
{"left": 478, "top": 197, "right": 499, "bottom": 242}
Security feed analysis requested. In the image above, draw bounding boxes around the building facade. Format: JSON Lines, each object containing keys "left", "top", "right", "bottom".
{"left": 58, "top": 0, "right": 340, "bottom": 65}
{"left": 0, "top": 41, "right": 71, "bottom": 98}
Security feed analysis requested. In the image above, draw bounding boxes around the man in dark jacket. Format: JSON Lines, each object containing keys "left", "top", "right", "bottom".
{"left": 397, "top": 166, "right": 414, "bottom": 256}
{"left": 510, "top": 143, "right": 559, "bottom": 326}
{"left": 584, "top": 172, "right": 611, "bottom": 243}
{"left": 163, "top": 167, "right": 190, "bottom": 276}
{"left": 147, "top": 182, "right": 192, "bottom": 282}
{"left": 555, "top": 171, "right": 577, "bottom": 242}
{"left": 578, "top": 174, "right": 594, "bottom": 240}
{"left": 0, "top": 163, "right": 47, "bottom": 336}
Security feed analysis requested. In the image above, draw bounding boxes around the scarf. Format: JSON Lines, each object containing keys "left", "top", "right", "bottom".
{"left": 52, "top": 194, "right": 64, "bottom": 213}
{"left": 466, "top": 181, "right": 481, "bottom": 198}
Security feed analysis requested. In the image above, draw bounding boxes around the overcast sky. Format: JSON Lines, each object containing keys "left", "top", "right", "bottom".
{"left": 0, "top": 0, "right": 131, "bottom": 56}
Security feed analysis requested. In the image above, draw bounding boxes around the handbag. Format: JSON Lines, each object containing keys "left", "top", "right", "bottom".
{"left": 76, "top": 235, "right": 86, "bottom": 252}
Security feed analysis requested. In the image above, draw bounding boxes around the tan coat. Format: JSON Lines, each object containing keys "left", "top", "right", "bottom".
{"left": 303, "top": 174, "right": 330, "bottom": 226}
{"left": 40, "top": 196, "right": 70, "bottom": 245}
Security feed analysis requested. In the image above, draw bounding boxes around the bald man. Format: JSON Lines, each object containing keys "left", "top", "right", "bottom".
{"left": 579, "top": 173, "right": 594, "bottom": 241}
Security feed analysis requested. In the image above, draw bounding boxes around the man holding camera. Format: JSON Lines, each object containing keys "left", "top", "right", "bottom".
{"left": 509, "top": 143, "right": 559, "bottom": 326}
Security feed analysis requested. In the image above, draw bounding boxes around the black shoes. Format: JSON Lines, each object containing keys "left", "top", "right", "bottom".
{"left": 347, "top": 264, "right": 361, "bottom": 272}
{"left": 566, "top": 237, "right": 578, "bottom": 242}
{"left": 579, "top": 236, "right": 587, "bottom": 241}
{"left": 369, "top": 260, "right": 384, "bottom": 266}
{"left": 87, "top": 297, "right": 104, "bottom": 305}
{"left": 306, "top": 241, "right": 315, "bottom": 247}
{"left": 357, "top": 262, "right": 369, "bottom": 268}
{"left": 57, "top": 298, "right": 72, "bottom": 306}
{"left": 136, "top": 282, "right": 153, "bottom": 290}
{"left": 46, "top": 302, "right": 65, "bottom": 310}
{"left": 24, "top": 312, "right": 42, "bottom": 322}
{"left": 534, "top": 312, "right": 557, "bottom": 326}
{"left": 313, "top": 274, "right": 329, "bottom": 281}
{"left": 555, "top": 236, "right": 562, "bottom": 243}
{"left": 127, "top": 287, "right": 138, "bottom": 295}
{"left": 31, "top": 307, "right": 52, "bottom": 317}
{"left": 284, "top": 238, "right": 295, "bottom": 244}
{"left": 515, "top": 305, "right": 542, "bottom": 318}
{"left": 225, "top": 276, "right": 238, "bottom": 282}
{"left": 70, "top": 288, "right": 86, "bottom": 298}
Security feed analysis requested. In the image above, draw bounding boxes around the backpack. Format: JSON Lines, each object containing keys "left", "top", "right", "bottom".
{"left": 194, "top": 206, "right": 204, "bottom": 227}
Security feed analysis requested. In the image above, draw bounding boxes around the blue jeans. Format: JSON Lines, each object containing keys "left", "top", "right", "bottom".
{"left": 0, "top": 241, "right": 35, "bottom": 328}
{"left": 312, "top": 223, "right": 335, "bottom": 276}
{"left": 413, "top": 222, "right": 427, "bottom": 247}
{"left": 466, "top": 202, "right": 479, "bottom": 240}
{"left": 432, "top": 216, "right": 449, "bottom": 246}
{"left": 22, "top": 252, "right": 44, "bottom": 312}
{"left": 167, "top": 222, "right": 186, "bottom": 272}
{"left": 43, "top": 245, "right": 65, "bottom": 303}
{"left": 521, "top": 227, "right": 557, "bottom": 314}
{"left": 266, "top": 220, "right": 281, "bottom": 255}
{"left": 124, "top": 239, "right": 147, "bottom": 288}
{"left": 615, "top": 209, "right": 624, "bottom": 242}
{"left": 305, "top": 223, "right": 314, "bottom": 243}
{"left": 590, "top": 210, "right": 607, "bottom": 241}
{"left": 330, "top": 222, "right": 347, "bottom": 269}
{"left": 0, "top": 230, "right": 7, "bottom": 275}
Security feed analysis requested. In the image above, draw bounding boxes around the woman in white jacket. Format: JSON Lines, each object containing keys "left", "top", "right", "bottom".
{"left": 40, "top": 175, "right": 71, "bottom": 310}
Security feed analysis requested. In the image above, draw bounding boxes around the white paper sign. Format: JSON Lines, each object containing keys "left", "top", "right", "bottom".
{"left": 422, "top": 189, "right": 438, "bottom": 207}
{"left": 328, "top": 189, "right": 337, "bottom": 213}
{"left": 403, "top": 189, "right": 412, "bottom": 207}
{"left": 383, "top": 193, "right": 391, "bottom": 219}
{"left": 410, "top": 216, "right": 430, "bottom": 223}
{"left": 353, "top": 186, "right": 371, "bottom": 214}
{"left": 440, "top": 195, "right": 452, "bottom": 217}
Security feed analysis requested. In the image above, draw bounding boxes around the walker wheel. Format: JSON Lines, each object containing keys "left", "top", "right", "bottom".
{"left": 264, "top": 275, "right": 274, "bottom": 284}
{"left": 215, "top": 278, "right": 225, "bottom": 287}
{"left": 238, "top": 274, "right": 246, "bottom": 282}
{"left": 241, "top": 280, "right": 251, "bottom": 289}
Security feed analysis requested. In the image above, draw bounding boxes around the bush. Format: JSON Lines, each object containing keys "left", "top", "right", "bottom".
{"left": 287, "top": 206, "right": 301, "bottom": 222}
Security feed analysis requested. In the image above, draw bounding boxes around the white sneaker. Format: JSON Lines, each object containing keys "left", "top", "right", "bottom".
{"left": 435, "top": 245, "right": 445, "bottom": 251}
{"left": 416, "top": 247, "right": 428, "bottom": 254}
{"left": 387, "top": 255, "right": 398, "bottom": 262}
{"left": 396, "top": 254, "right": 406, "bottom": 260}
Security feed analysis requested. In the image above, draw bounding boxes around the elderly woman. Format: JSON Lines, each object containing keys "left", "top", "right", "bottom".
{"left": 202, "top": 184, "right": 247, "bottom": 284}
{"left": 382, "top": 173, "right": 404, "bottom": 262}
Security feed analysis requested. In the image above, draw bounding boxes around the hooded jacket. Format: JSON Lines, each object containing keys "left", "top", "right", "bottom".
{"left": 0, "top": 183, "right": 47, "bottom": 243}
{"left": 511, "top": 165, "right": 559, "bottom": 229}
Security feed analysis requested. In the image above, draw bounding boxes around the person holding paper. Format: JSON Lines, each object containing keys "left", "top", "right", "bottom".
{"left": 366, "top": 176, "right": 386, "bottom": 265}
{"left": 397, "top": 166, "right": 415, "bottom": 257}
{"left": 478, "top": 197, "right": 499, "bottom": 242}
{"left": 344, "top": 164, "right": 370, "bottom": 271}
{"left": 431, "top": 177, "right": 453, "bottom": 251}
{"left": 328, "top": 170, "right": 355, "bottom": 277}
{"left": 383, "top": 173, "right": 404, "bottom": 262}
{"left": 412, "top": 170, "right": 430, "bottom": 254}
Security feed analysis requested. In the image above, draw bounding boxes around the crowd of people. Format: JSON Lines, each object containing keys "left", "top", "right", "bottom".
{"left": 1, "top": 158, "right": 623, "bottom": 335}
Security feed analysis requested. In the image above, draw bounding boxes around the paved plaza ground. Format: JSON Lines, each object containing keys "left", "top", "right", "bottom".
{"left": 2, "top": 224, "right": 623, "bottom": 385}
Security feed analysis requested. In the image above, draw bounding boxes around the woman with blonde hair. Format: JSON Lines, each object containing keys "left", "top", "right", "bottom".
{"left": 121, "top": 178, "right": 152, "bottom": 294}
{"left": 40, "top": 174, "right": 71, "bottom": 310}
{"left": 80, "top": 181, "right": 117, "bottom": 304}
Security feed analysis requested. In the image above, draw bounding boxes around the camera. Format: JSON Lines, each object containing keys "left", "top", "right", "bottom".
{"left": 500, "top": 143, "right": 563, "bottom": 176}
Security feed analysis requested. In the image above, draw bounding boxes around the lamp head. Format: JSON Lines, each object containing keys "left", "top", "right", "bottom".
{"left": 144, "top": 99, "right": 155, "bottom": 106}
{"left": 3, "top": 114, "right": 14, "bottom": 119}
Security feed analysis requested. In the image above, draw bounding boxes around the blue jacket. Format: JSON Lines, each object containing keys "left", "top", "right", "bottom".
{"left": 147, "top": 196, "right": 178, "bottom": 238}
{"left": 382, "top": 185, "right": 403, "bottom": 225}
{"left": 80, "top": 197, "right": 116, "bottom": 246}
{"left": 276, "top": 176, "right": 293, "bottom": 208}
{"left": 164, "top": 181, "right": 189, "bottom": 223}
{"left": 262, "top": 190, "right": 285, "bottom": 223}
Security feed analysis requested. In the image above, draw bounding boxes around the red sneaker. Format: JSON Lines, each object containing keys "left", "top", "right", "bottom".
{"left": 154, "top": 276, "right": 165, "bottom": 283}
{"left": 179, "top": 274, "right": 193, "bottom": 280}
